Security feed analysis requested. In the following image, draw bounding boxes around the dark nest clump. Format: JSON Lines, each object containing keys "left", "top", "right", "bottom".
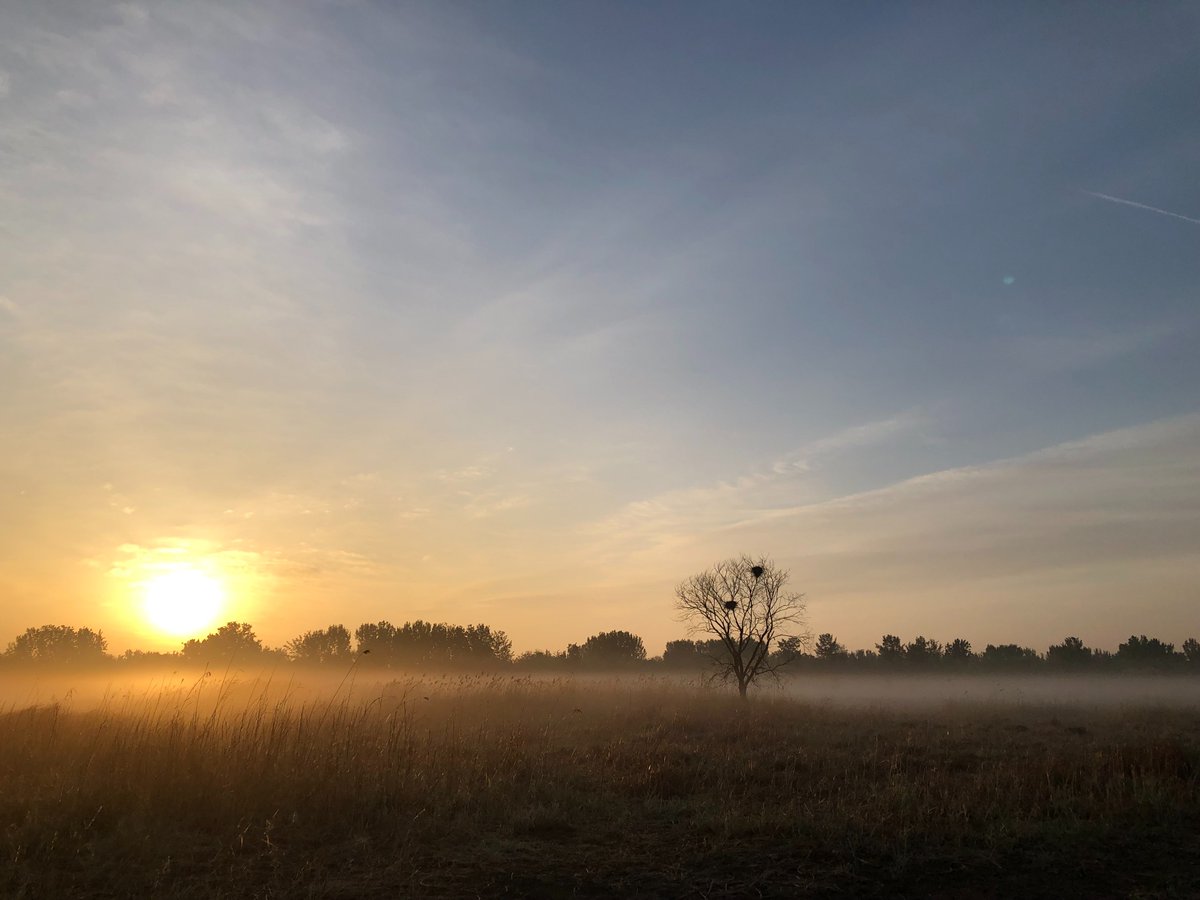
{"left": 724, "top": 600, "right": 738, "bottom": 611}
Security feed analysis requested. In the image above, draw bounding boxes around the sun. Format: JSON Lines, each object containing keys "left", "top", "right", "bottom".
{"left": 140, "top": 568, "right": 226, "bottom": 637}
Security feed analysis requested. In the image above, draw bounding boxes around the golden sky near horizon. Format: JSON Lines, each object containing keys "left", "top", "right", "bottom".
{"left": 5, "top": 414, "right": 1199, "bottom": 656}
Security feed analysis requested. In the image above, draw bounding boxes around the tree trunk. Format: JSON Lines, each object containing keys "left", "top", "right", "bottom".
{"left": 738, "top": 679, "right": 748, "bottom": 699}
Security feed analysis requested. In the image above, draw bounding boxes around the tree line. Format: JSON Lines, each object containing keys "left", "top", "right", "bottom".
{"left": 759, "top": 632, "right": 1200, "bottom": 672}
{"left": 3, "top": 621, "right": 1199, "bottom": 673}
{"left": 0, "top": 553, "right": 1192, "bottom": 691}
{"left": 0, "top": 620, "right": 645, "bottom": 671}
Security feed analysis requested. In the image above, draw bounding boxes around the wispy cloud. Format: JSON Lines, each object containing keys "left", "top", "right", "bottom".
{"left": 1006, "top": 320, "right": 1188, "bottom": 373}
{"left": 106, "top": 539, "right": 262, "bottom": 582}
{"left": 462, "top": 491, "right": 533, "bottom": 519}
{"left": 588, "top": 411, "right": 928, "bottom": 552}
{"left": 771, "top": 413, "right": 926, "bottom": 475}
{"left": 436, "top": 465, "right": 494, "bottom": 484}
{"left": 699, "top": 413, "right": 1200, "bottom": 648}
{"left": 1083, "top": 190, "right": 1200, "bottom": 227}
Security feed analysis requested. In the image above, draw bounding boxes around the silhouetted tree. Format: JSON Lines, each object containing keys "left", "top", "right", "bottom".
{"left": 390, "top": 620, "right": 438, "bottom": 665}
{"left": 286, "top": 625, "right": 352, "bottom": 664}
{"left": 663, "top": 639, "right": 706, "bottom": 669}
{"left": 580, "top": 630, "right": 646, "bottom": 668}
{"left": 980, "top": 643, "right": 1041, "bottom": 671}
{"left": 905, "top": 635, "right": 942, "bottom": 667}
{"left": 117, "top": 649, "right": 180, "bottom": 667}
{"left": 876, "top": 634, "right": 904, "bottom": 667}
{"left": 814, "top": 633, "right": 847, "bottom": 663}
{"left": 1047, "top": 636, "right": 1093, "bottom": 669}
{"left": 1116, "top": 635, "right": 1177, "bottom": 670}
{"left": 467, "top": 624, "right": 514, "bottom": 665}
{"left": 773, "top": 635, "right": 808, "bottom": 666}
{"left": 262, "top": 646, "right": 290, "bottom": 664}
{"left": 1183, "top": 638, "right": 1200, "bottom": 668}
{"left": 352, "top": 620, "right": 511, "bottom": 668}
{"left": 943, "top": 638, "right": 974, "bottom": 665}
{"left": 355, "top": 621, "right": 398, "bottom": 662}
{"left": 675, "top": 555, "right": 807, "bottom": 698}
{"left": 4, "top": 625, "right": 108, "bottom": 665}
{"left": 565, "top": 642, "right": 583, "bottom": 666}
{"left": 1092, "top": 648, "right": 1116, "bottom": 668}
{"left": 181, "top": 621, "right": 263, "bottom": 663}
{"left": 513, "top": 649, "right": 568, "bottom": 671}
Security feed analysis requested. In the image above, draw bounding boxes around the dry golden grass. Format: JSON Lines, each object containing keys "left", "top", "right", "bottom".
{"left": 2, "top": 671, "right": 1199, "bottom": 897}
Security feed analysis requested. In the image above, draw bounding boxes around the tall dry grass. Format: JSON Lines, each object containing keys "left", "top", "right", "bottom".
{"left": 2, "top": 671, "right": 1198, "bottom": 897}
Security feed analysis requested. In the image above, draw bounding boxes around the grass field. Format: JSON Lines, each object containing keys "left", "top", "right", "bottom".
{"left": 2, "top": 671, "right": 1199, "bottom": 898}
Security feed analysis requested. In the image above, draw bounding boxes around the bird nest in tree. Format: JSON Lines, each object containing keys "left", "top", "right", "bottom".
{"left": 724, "top": 600, "right": 738, "bottom": 611}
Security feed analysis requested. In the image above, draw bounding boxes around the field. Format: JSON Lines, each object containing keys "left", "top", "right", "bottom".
{"left": 2, "top": 671, "right": 1199, "bottom": 898}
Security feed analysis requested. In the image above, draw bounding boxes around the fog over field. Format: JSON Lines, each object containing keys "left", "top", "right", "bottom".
{"left": 786, "top": 674, "right": 1200, "bottom": 710}
{"left": 4, "top": 670, "right": 1200, "bottom": 896}
{"left": 6, "top": 669, "right": 1200, "bottom": 715}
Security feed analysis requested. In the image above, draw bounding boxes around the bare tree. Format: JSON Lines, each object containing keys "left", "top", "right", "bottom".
{"left": 674, "top": 555, "right": 808, "bottom": 698}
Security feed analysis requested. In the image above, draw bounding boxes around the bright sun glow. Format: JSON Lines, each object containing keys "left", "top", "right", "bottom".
{"left": 141, "top": 568, "right": 226, "bottom": 637}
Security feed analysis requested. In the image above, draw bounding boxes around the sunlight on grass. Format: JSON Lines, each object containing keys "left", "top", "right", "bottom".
{"left": 1, "top": 673, "right": 1198, "bottom": 895}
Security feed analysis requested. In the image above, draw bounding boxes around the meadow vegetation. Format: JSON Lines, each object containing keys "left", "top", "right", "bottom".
{"left": 2, "top": 671, "right": 1199, "bottom": 898}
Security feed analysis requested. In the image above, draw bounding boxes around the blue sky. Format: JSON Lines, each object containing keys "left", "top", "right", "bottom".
{"left": 1, "top": 2, "right": 1197, "bottom": 654}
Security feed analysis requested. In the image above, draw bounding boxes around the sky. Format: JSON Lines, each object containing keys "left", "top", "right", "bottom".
{"left": 1, "top": 1, "right": 1198, "bottom": 656}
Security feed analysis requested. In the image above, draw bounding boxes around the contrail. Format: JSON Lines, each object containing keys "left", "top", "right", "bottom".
{"left": 1083, "top": 190, "right": 1200, "bottom": 227}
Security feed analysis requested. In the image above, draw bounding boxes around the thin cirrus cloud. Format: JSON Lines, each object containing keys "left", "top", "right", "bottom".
{"left": 588, "top": 411, "right": 930, "bottom": 554}
{"left": 679, "top": 413, "right": 1200, "bottom": 654}
{"left": 0, "top": 3, "right": 1197, "bottom": 654}
{"left": 377, "top": 412, "right": 1200, "bottom": 657}
{"left": 1005, "top": 321, "right": 1189, "bottom": 375}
